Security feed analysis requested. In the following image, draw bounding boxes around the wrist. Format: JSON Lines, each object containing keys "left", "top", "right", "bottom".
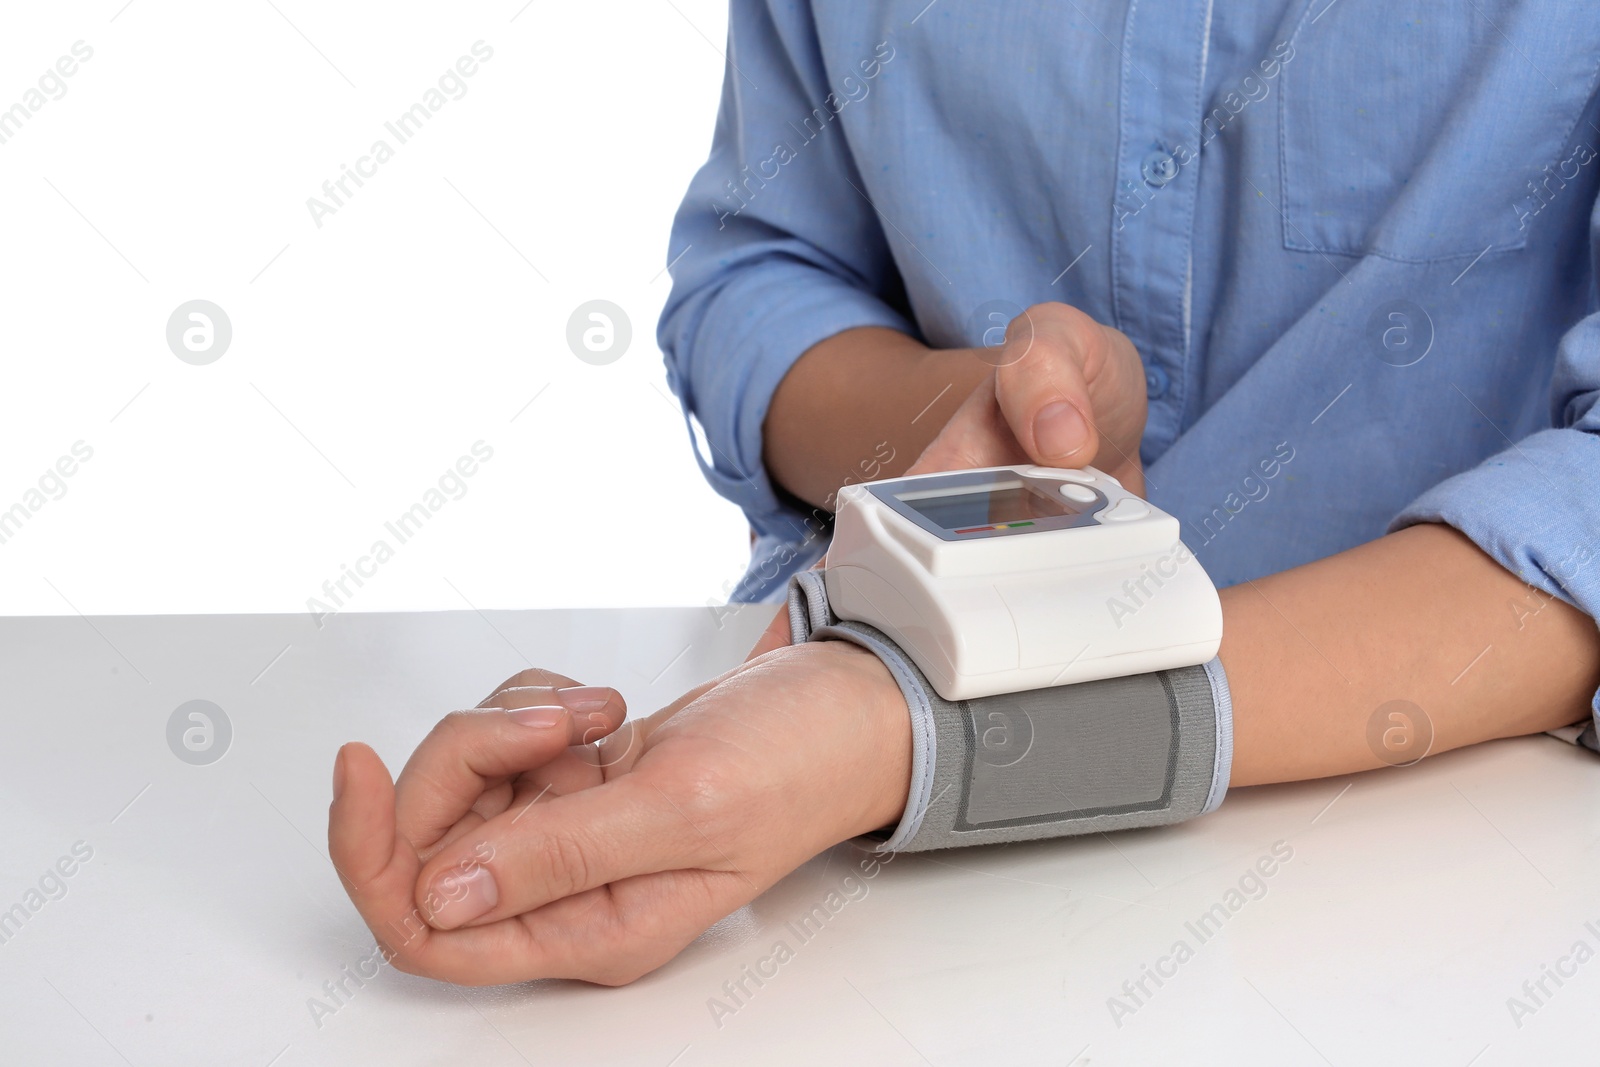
{"left": 799, "top": 639, "right": 913, "bottom": 835}
{"left": 765, "top": 327, "right": 989, "bottom": 511}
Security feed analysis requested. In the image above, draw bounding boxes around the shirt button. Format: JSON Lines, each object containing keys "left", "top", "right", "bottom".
{"left": 1141, "top": 149, "right": 1178, "bottom": 187}
{"left": 1145, "top": 364, "right": 1169, "bottom": 399}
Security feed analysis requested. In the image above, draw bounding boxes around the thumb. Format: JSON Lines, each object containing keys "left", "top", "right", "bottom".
{"left": 993, "top": 307, "right": 1103, "bottom": 467}
{"left": 329, "top": 742, "right": 421, "bottom": 906}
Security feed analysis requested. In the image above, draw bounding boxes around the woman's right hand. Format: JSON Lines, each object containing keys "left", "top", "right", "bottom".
{"left": 914, "top": 302, "right": 1149, "bottom": 494}
{"left": 748, "top": 302, "right": 1151, "bottom": 658}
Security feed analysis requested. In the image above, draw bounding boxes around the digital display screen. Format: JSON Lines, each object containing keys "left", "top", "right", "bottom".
{"left": 896, "top": 480, "right": 1071, "bottom": 532}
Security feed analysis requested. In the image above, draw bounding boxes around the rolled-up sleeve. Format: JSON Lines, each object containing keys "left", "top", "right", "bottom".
{"left": 657, "top": 0, "right": 914, "bottom": 542}
{"left": 1390, "top": 238, "right": 1600, "bottom": 725}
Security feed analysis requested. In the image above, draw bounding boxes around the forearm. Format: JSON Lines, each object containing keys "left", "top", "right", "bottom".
{"left": 1224, "top": 523, "right": 1600, "bottom": 787}
{"left": 764, "top": 327, "right": 989, "bottom": 511}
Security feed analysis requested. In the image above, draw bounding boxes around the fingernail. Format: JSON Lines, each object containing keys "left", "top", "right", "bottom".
{"left": 1034, "top": 400, "right": 1087, "bottom": 460}
{"left": 430, "top": 865, "right": 498, "bottom": 928}
{"left": 508, "top": 705, "right": 566, "bottom": 728}
{"left": 332, "top": 749, "right": 346, "bottom": 802}
{"left": 555, "top": 686, "right": 613, "bottom": 712}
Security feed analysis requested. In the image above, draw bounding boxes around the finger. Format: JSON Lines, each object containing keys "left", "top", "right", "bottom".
{"left": 995, "top": 304, "right": 1104, "bottom": 467}
{"left": 905, "top": 375, "right": 1030, "bottom": 475}
{"left": 487, "top": 688, "right": 699, "bottom": 808}
{"left": 497, "top": 740, "right": 618, "bottom": 801}
{"left": 477, "top": 682, "right": 632, "bottom": 802}
{"left": 328, "top": 742, "right": 436, "bottom": 961}
{"left": 478, "top": 667, "right": 583, "bottom": 706}
{"left": 426, "top": 810, "right": 490, "bottom": 858}
{"left": 329, "top": 742, "right": 702, "bottom": 987}
{"left": 414, "top": 772, "right": 724, "bottom": 931}
{"left": 422, "top": 773, "right": 543, "bottom": 859}
{"left": 507, "top": 866, "right": 753, "bottom": 985}
{"left": 379, "top": 870, "right": 744, "bottom": 987}
{"left": 393, "top": 697, "right": 626, "bottom": 852}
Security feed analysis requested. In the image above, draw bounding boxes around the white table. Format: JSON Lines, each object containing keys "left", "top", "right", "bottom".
{"left": 1, "top": 608, "right": 1595, "bottom": 1066}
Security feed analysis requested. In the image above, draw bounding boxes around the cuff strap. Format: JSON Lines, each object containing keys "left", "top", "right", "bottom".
{"left": 787, "top": 570, "right": 1232, "bottom": 852}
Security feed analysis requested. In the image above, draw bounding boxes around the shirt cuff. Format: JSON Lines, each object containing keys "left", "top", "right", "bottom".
{"left": 1387, "top": 425, "right": 1600, "bottom": 732}
{"left": 734, "top": 532, "right": 828, "bottom": 605}
{"left": 665, "top": 263, "right": 914, "bottom": 544}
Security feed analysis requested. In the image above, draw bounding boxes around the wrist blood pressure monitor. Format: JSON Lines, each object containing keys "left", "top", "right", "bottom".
{"left": 787, "top": 465, "right": 1231, "bottom": 853}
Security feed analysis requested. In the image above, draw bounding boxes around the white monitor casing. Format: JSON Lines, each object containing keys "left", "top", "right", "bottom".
{"left": 825, "top": 465, "right": 1222, "bottom": 701}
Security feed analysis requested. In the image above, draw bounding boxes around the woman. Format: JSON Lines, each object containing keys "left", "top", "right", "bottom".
{"left": 329, "top": 0, "right": 1600, "bottom": 984}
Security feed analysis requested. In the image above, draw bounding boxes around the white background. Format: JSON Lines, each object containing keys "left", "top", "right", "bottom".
{"left": 0, "top": 0, "right": 752, "bottom": 617}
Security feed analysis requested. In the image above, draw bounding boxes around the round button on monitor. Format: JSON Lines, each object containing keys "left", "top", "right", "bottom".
{"left": 1059, "top": 483, "right": 1097, "bottom": 503}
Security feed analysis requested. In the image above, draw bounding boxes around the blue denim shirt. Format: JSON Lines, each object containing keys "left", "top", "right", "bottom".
{"left": 658, "top": 0, "right": 1600, "bottom": 729}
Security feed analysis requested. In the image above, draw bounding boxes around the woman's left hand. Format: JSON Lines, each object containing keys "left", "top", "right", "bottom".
{"left": 328, "top": 641, "right": 910, "bottom": 986}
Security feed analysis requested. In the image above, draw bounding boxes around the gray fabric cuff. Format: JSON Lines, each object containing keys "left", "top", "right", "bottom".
{"left": 787, "top": 570, "right": 1233, "bottom": 852}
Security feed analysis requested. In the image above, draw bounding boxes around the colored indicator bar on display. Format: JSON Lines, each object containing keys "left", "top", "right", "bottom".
{"left": 954, "top": 520, "right": 1035, "bottom": 535}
